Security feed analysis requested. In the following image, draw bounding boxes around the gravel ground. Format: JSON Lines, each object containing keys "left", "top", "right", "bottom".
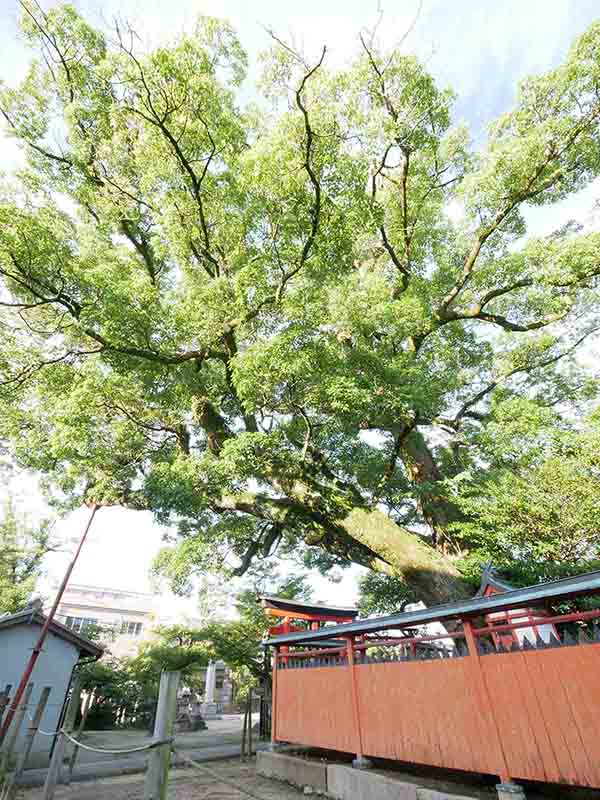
{"left": 16, "top": 759, "right": 304, "bottom": 800}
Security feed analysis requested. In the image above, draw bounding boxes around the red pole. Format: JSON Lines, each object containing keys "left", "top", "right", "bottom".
{"left": 345, "top": 636, "right": 365, "bottom": 762}
{"left": 0, "top": 503, "right": 99, "bottom": 744}
{"left": 271, "top": 647, "right": 279, "bottom": 745}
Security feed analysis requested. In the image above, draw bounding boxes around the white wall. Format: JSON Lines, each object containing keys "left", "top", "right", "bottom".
{"left": 0, "top": 625, "right": 81, "bottom": 767}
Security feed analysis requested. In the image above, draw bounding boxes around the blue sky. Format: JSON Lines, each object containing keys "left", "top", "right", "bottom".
{"left": 1, "top": 0, "right": 599, "bottom": 611}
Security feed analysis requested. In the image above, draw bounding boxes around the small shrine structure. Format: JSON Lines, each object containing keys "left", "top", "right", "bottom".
{"left": 259, "top": 595, "right": 358, "bottom": 636}
{"left": 475, "top": 564, "right": 558, "bottom": 650}
{"left": 259, "top": 595, "right": 358, "bottom": 666}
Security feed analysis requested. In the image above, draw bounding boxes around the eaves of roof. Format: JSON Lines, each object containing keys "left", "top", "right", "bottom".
{"left": 0, "top": 608, "right": 103, "bottom": 659}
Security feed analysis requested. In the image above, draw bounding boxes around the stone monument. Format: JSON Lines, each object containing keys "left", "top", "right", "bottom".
{"left": 174, "top": 689, "right": 207, "bottom": 732}
{"left": 200, "top": 660, "right": 221, "bottom": 719}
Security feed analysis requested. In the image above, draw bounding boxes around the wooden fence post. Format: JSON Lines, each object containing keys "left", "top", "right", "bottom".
{"left": 248, "top": 687, "right": 253, "bottom": 758}
{"left": 1, "top": 687, "right": 51, "bottom": 800}
{"left": 0, "top": 683, "right": 34, "bottom": 774}
{"left": 0, "top": 688, "right": 12, "bottom": 732}
{"left": 270, "top": 648, "right": 278, "bottom": 748}
{"left": 143, "top": 670, "right": 180, "bottom": 800}
{"left": 345, "top": 637, "right": 370, "bottom": 769}
{"left": 241, "top": 702, "right": 248, "bottom": 760}
{"left": 65, "top": 691, "right": 92, "bottom": 785}
{"left": 42, "top": 677, "right": 81, "bottom": 800}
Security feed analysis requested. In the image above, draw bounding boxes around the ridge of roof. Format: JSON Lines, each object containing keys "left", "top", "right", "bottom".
{"left": 258, "top": 595, "right": 358, "bottom": 615}
{"left": 474, "top": 564, "right": 516, "bottom": 597}
{"left": 0, "top": 607, "right": 103, "bottom": 659}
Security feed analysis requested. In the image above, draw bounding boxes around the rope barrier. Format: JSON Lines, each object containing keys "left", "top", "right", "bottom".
{"left": 32, "top": 725, "right": 63, "bottom": 737}
{"left": 61, "top": 731, "right": 174, "bottom": 754}
{"left": 25, "top": 712, "right": 173, "bottom": 754}
{"left": 19, "top": 708, "right": 266, "bottom": 796}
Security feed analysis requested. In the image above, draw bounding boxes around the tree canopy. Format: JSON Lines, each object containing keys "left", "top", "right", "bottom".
{"left": 1, "top": 2, "right": 599, "bottom": 603}
{"left": 0, "top": 476, "right": 53, "bottom": 613}
{"left": 453, "top": 404, "right": 600, "bottom": 586}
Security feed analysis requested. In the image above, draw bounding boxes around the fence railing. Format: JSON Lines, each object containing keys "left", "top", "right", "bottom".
{"left": 271, "top": 594, "right": 600, "bottom": 790}
{"left": 277, "top": 607, "right": 600, "bottom": 668}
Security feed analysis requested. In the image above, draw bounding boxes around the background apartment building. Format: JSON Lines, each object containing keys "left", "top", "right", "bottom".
{"left": 54, "top": 583, "right": 155, "bottom": 657}
{"left": 53, "top": 583, "right": 235, "bottom": 708}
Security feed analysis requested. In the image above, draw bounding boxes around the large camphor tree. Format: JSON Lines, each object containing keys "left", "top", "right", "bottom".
{"left": 1, "top": 2, "right": 599, "bottom": 604}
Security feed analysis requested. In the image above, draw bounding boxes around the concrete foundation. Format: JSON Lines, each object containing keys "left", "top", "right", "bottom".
{"left": 256, "top": 751, "right": 327, "bottom": 793}
{"left": 416, "top": 790, "right": 479, "bottom": 800}
{"left": 259, "top": 752, "right": 485, "bottom": 800}
{"left": 496, "top": 784, "right": 526, "bottom": 800}
{"left": 328, "top": 764, "right": 418, "bottom": 800}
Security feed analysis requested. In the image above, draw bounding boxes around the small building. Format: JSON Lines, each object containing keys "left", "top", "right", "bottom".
{"left": 0, "top": 602, "right": 102, "bottom": 767}
{"left": 259, "top": 595, "right": 358, "bottom": 636}
{"left": 258, "top": 595, "right": 358, "bottom": 669}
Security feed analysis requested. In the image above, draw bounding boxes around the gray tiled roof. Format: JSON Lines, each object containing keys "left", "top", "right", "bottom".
{"left": 0, "top": 606, "right": 103, "bottom": 659}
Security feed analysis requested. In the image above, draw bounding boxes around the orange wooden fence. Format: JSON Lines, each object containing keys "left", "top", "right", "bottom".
{"left": 272, "top": 610, "right": 600, "bottom": 788}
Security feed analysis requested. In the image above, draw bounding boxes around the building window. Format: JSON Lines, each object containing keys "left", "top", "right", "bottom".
{"left": 65, "top": 616, "right": 98, "bottom": 634}
{"left": 216, "top": 677, "right": 224, "bottom": 689}
{"left": 120, "top": 621, "right": 143, "bottom": 636}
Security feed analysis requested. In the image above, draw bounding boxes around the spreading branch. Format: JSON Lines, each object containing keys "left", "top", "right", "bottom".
{"left": 452, "top": 326, "right": 600, "bottom": 426}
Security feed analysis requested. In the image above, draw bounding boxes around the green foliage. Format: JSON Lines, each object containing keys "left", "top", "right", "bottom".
{"left": 77, "top": 657, "right": 143, "bottom": 729}
{"left": 78, "top": 625, "right": 211, "bottom": 728}
{"left": 1, "top": 5, "right": 600, "bottom": 602}
{"left": 191, "top": 571, "right": 313, "bottom": 697}
{"left": 357, "top": 571, "right": 415, "bottom": 616}
{"left": 75, "top": 570, "right": 309, "bottom": 726}
{"left": 123, "top": 625, "right": 210, "bottom": 699}
{"left": 0, "top": 495, "right": 53, "bottom": 614}
{"left": 452, "top": 405, "right": 600, "bottom": 586}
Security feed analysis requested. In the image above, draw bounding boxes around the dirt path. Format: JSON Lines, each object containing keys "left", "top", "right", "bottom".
{"left": 17, "top": 759, "right": 303, "bottom": 800}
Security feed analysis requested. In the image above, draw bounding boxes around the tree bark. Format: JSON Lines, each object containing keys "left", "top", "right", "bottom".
{"left": 339, "top": 507, "right": 470, "bottom": 606}
{"left": 217, "top": 483, "right": 469, "bottom": 605}
{"left": 400, "top": 430, "right": 464, "bottom": 551}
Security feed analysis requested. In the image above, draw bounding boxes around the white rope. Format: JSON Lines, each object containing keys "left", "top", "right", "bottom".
{"left": 61, "top": 730, "right": 174, "bottom": 754}
{"left": 26, "top": 712, "right": 172, "bottom": 754}
{"left": 31, "top": 724, "right": 61, "bottom": 737}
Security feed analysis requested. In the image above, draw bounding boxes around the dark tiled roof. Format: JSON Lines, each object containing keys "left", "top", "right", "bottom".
{"left": 474, "top": 564, "right": 516, "bottom": 597}
{"left": 0, "top": 607, "right": 103, "bottom": 659}
{"left": 258, "top": 595, "right": 358, "bottom": 618}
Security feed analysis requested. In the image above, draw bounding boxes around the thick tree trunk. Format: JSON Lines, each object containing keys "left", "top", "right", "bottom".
{"left": 218, "top": 484, "right": 470, "bottom": 607}
{"left": 338, "top": 508, "right": 470, "bottom": 606}
{"left": 400, "top": 430, "right": 464, "bottom": 551}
